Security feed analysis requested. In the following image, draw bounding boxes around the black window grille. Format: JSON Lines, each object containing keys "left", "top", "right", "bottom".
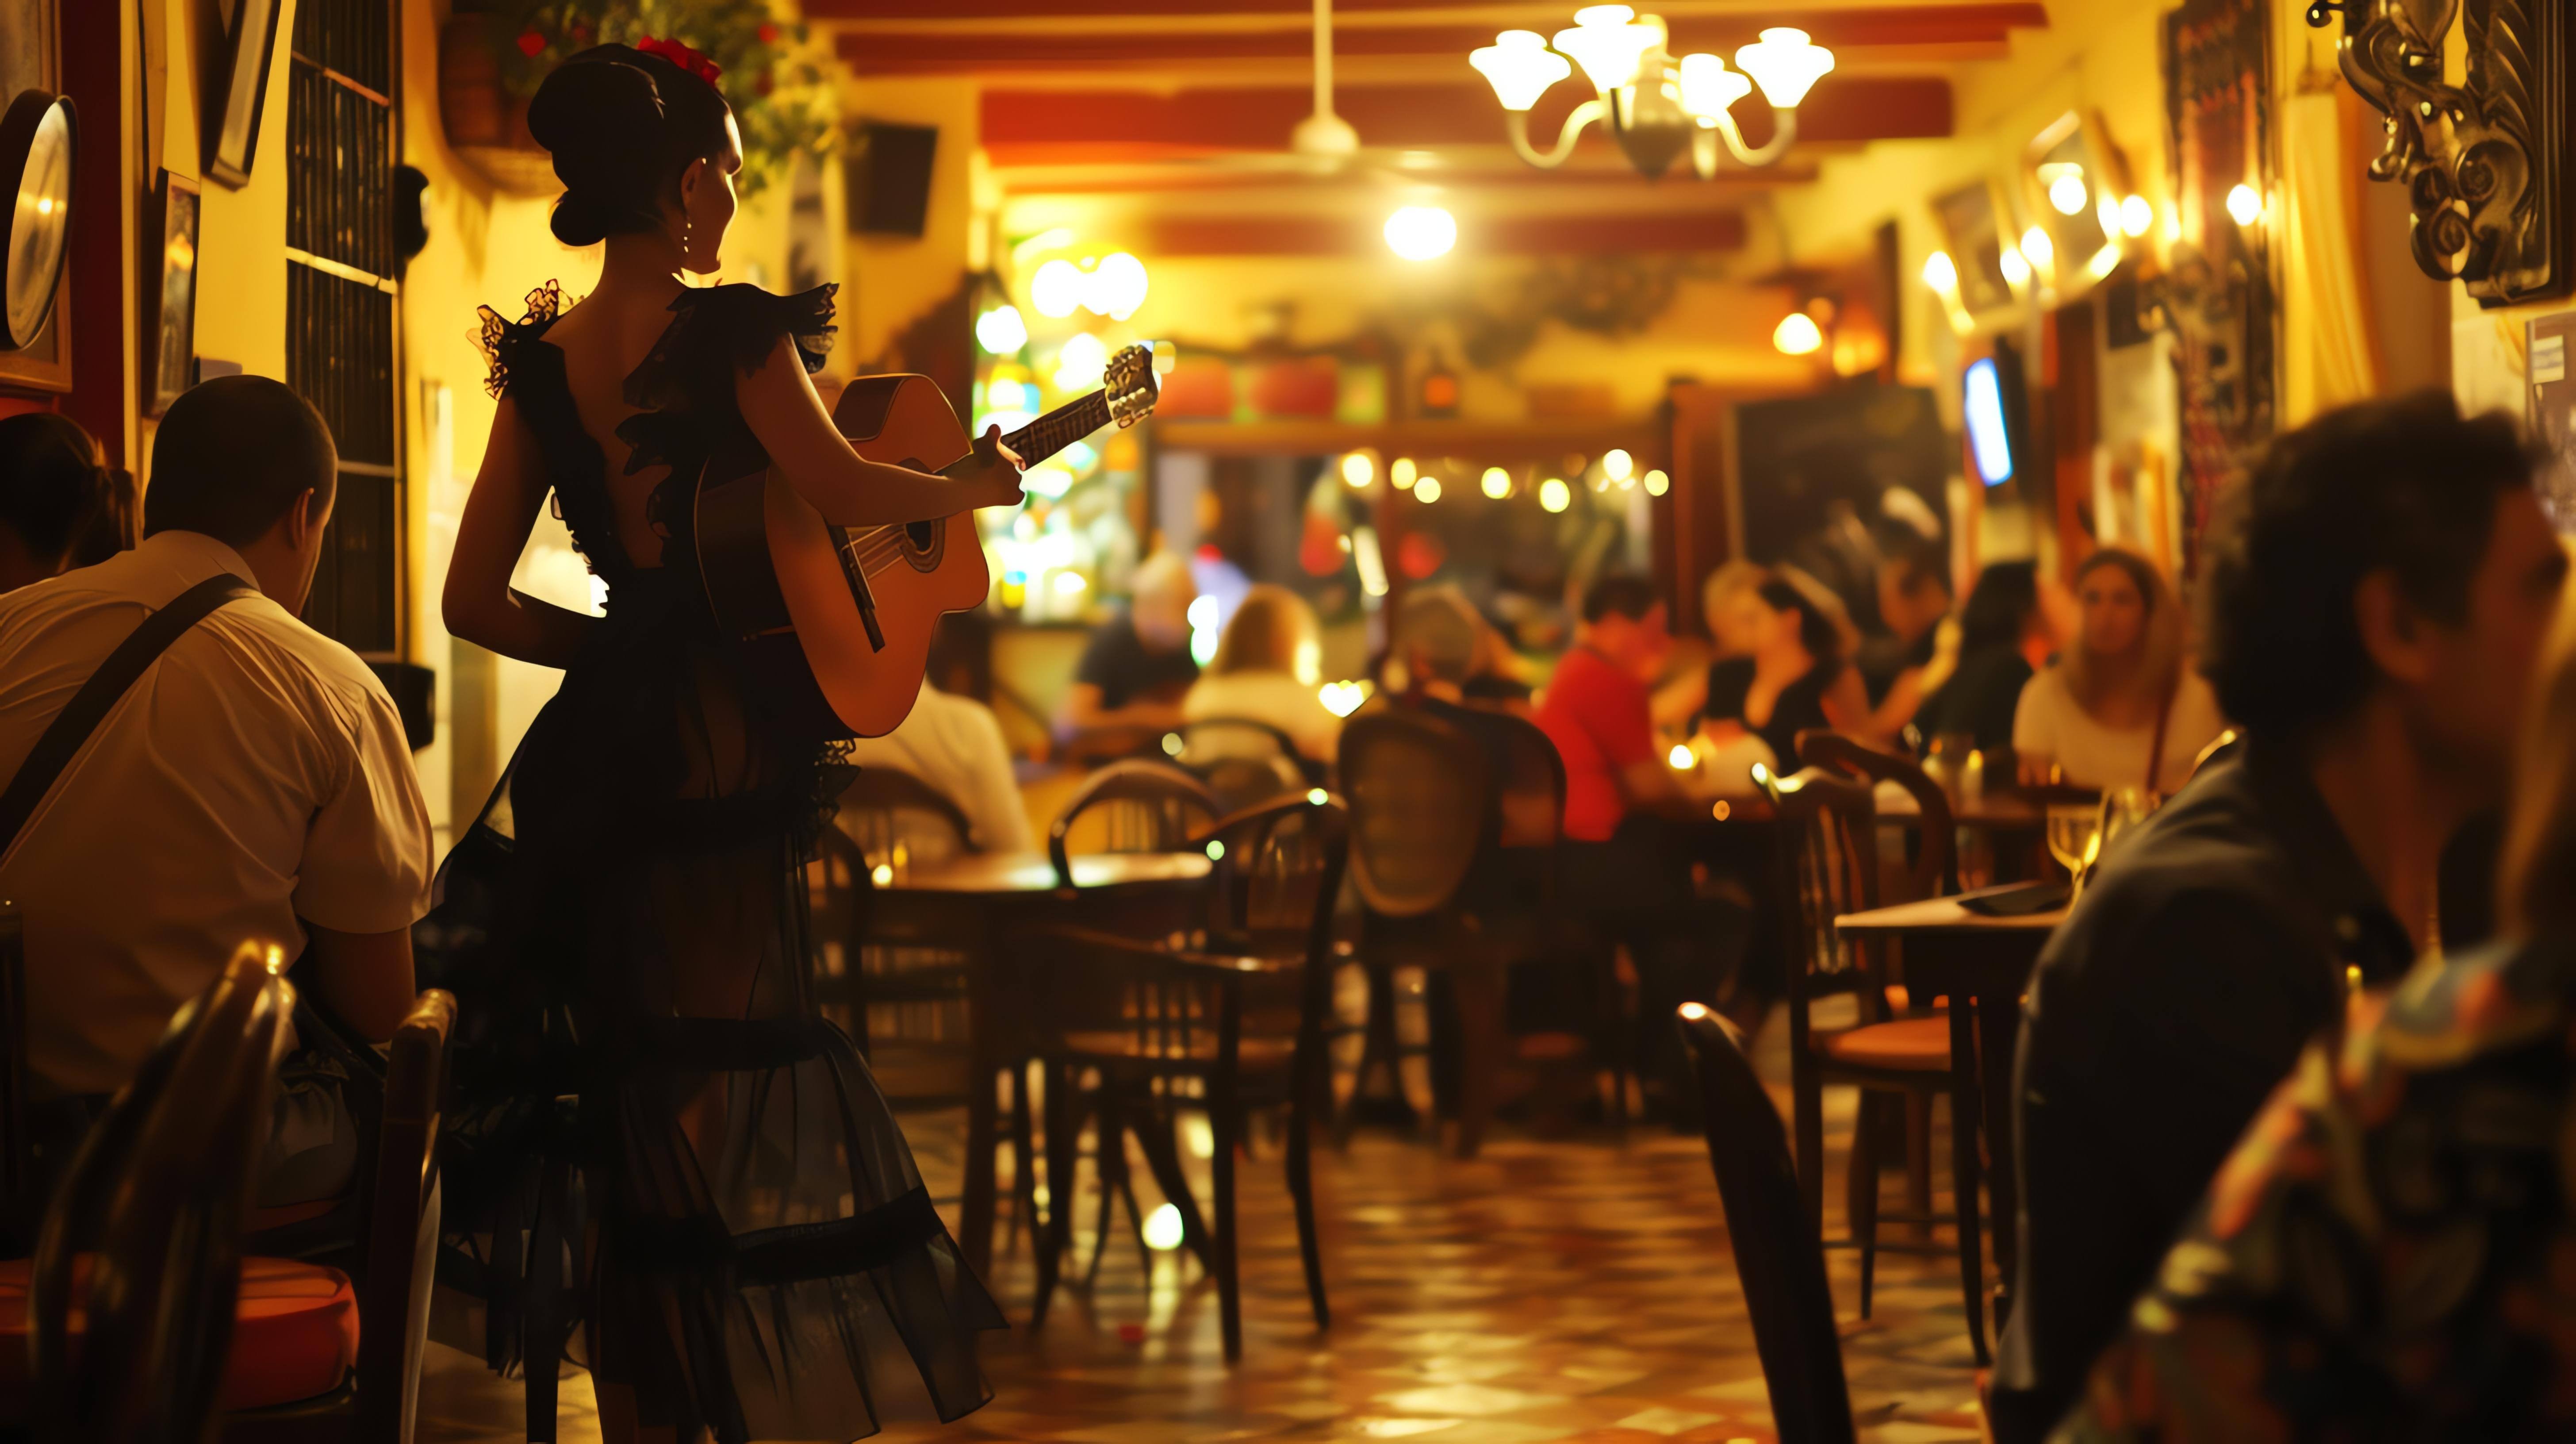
{"left": 285, "top": 0, "right": 399, "bottom": 654}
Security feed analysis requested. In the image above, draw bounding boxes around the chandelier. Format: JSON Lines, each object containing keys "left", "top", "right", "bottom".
{"left": 1471, "top": 7, "right": 1835, "bottom": 179}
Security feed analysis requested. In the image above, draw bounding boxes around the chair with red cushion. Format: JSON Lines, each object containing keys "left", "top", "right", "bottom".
{"left": 1757, "top": 764, "right": 1990, "bottom": 1366}
{"left": 0, "top": 943, "right": 452, "bottom": 1443}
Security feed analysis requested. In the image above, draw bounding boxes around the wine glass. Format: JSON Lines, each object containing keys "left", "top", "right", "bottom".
{"left": 2044, "top": 804, "right": 2098, "bottom": 886}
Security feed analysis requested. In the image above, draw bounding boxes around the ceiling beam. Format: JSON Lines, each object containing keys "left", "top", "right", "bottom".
{"left": 814, "top": 0, "right": 2042, "bottom": 22}
{"left": 975, "top": 77, "right": 1950, "bottom": 160}
{"left": 831, "top": 5, "right": 2045, "bottom": 72}
{"left": 1134, "top": 209, "right": 1748, "bottom": 255}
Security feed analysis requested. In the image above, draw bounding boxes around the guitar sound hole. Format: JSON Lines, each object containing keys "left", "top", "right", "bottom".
{"left": 905, "top": 521, "right": 938, "bottom": 550}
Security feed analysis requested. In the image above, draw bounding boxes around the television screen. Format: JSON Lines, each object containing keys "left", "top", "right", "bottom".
{"left": 1963, "top": 356, "right": 2015, "bottom": 486}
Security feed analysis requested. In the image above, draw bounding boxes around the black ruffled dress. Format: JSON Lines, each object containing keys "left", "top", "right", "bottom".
{"left": 418, "top": 281, "right": 1005, "bottom": 1443}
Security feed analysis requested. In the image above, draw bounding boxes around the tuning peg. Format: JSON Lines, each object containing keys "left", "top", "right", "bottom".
{"left": 2304, "top": 0, "right": 2353, "bottom": 27}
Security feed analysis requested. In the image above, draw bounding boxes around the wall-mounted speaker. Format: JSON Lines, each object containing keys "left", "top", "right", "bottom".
{"left": 846, "top": 121, "right": 938, "bottom": 238}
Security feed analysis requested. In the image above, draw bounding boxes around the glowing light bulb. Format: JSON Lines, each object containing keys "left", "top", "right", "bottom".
{"left": 1053, "top": 332, "right": 1108, "bottom": 392}
{"left": 1676, "top": 53, "right": 1752, "bottom": 122}
{"left": 2020, "top": 226, "right": 2055, "bottom": 273}
{"left": 1998, "top": 246, "right": 2032, "bottom": 287}
{"left": 1143, "top": 1202, "right": 1186, "bottom": 1251}
{"left": 2118, "top": 194, "right": 2154, "bottom": 238}
{"left": 1774, "top": 313, "right": 1825, "bottom": 355}
{"left": 2048, "top": 172, "right": 2089, "bottom": 217}
{"left": 1922, "top": 250, "right": 1959, "bottom": 292}
{"left": 1669, "top": 744, "right": 1696, "bottom": 769}
{"left": 2226, "top": 183, "right": 2264, "bottom": 227}
{"left": 1602, "top": 448, "right": 1634, "bottom": 482}
{"left": 1385, "top": 205, "right": 1458, "bottom": 261}
{"left": 1642, "top": 469, "right": 1669, "bottom": 497}
{"left": 1470, "top": 29, "right": 1573, "bottom": 112}
{"left": 1415, "top": 477, "right": 1444, "bottom": 504}
{"left": 1538, "top": 477, "right": 1572, "bottom": 513}
{"left": 1342, "top": 452, "right": 1376, "bottom": 489}
{"left": 974, "top": 304, "right": 1028, "bottom": 355}
{"left": 1733, "top": 27, "right": 1836, "bottom": 108}
{"left": 1031, "top": 259, "right": 1084, "bottom": 319}
{"left": 1390, "top": 457, "right": 1418, "bottom": 490}
{"left": 1481, "top": 466, "right": 1512, "bottom": 499}
{"left": 1555, "top": 6, "right": 1661, "bottom": 94}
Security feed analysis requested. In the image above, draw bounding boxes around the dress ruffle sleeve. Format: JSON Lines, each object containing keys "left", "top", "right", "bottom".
{"left": 473, "top": 281, "right": 566, "bottom": 400}
{"left": 615, "top": 283, "right": 838, "bottom": 477}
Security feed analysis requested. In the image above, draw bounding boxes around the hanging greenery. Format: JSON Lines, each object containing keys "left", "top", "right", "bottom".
{"left": 472, "top": 0, "right": 833, "bottom": 198}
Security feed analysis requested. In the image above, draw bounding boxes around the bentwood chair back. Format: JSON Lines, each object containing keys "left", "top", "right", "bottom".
{"left": 1675, "top": 1005, "right": 1855, "bottom": 1444}
{"left": 1048, "top": 760, "right": 1224, "bottom": 889}
{"left": 1338, "top": 710, "right": 1487, "bottom": 919}
{"left": 839, "top": 766, "right": 978, "bottom": 876}
{"left": 1797, "top": 731, "right": 1958, "bottom": 899}
{"left": 1032, "top": 795, "right": 1351, "bottom": 1361}
{"left": 1171, "top": 718, "right": 1313, "bottom": 813}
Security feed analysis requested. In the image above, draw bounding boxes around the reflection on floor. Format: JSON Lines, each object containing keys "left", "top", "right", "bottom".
{"left": 418, "top": 1048, "right": 1987, "bottom": 1443}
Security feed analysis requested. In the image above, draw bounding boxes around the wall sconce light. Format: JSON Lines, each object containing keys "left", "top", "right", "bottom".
{"left": 2310, "top": 0, "right": 2568, "bottom": 305}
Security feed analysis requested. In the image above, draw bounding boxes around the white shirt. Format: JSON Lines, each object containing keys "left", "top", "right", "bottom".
{"left": 1182, "top": 670, "right": 1342, "bottom": 762}
{"left": 843, "top": 681, "right": 1035, "bottom": 854}
{"left": 0, "top": 531, "right": 433, "bottom": 1096}
{"left": 2012, "top": 666, "right": 2228, "bottom": 794}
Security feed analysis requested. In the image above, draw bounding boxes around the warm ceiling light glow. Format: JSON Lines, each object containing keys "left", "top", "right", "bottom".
{"left": 1085, "top": 251, "right": 1150, "bottom": 320}
{"left": 1341, "top": 453, "right": 1376, "bottom": 489}
{"left": 1470, "top": 29, "right": 1572, "bottom": 112}
{"left": 2045, "top": 169, "right": 2090, "bottom": 217}
{"left": 1053, "top": 332, "right": 1108, "bottom": 392}
{"left": 1538, "top": 476, "right": 1572, "bottom": 512}
{"left": 1031, "top": 258, "right": 1085, "bottom": 319}
{"left": 1773, "top": 312, "right": 1825, "bottom": 355}
{"left": 1390, "top": 457, "right": 1418, "bottom": 490}
{"left": 2118, "top": 194, "right": 2154, "bottom": 237}
{"left": 1414, "top": 476, "right": 1444, "bottom": 503}
{"left": 1921, "top": 250, "right": 1959, "bottom": 292}
{"left": 1480, "top": 466, "right": 1512, "bottom": 499}
{"left": 1676, "top": 52, "right": 1752, "bottom": 122}
{"left": 2226, "top": 183, "right": 2264, "bottom": 227}
{"left": 1734, "top": 27, "right": 1836, "bottom": 108}
{"left": 1998, "top": 246, "right": 2032, "bottom": 287}
{"left": 1668, "top": 743, "right": 1696, "bottom": 769}
{"left": 975, "top": 304, "right": 1028, "bottom": 355}
{"left": 1555, "top": 6, "right": 1661, "bottom": 94}
{"left": 2020, "top": 226, "right": 2055, "bottom": 273}
{"left": 1642, "top": 469, "right": 1670, "bottom": 496}
{"left": 1385, "top": 205, "right": 1458, "bottom": 261}
{"left": 1602, "top": 448, "right": 1635, "bottom": 481}
{"left": 2086, "top": 245, "right": 2123, "bottom": 280}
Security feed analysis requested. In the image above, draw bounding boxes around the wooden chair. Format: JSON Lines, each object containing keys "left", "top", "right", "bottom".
{"left": 1675, "top": 1004, "right": 1856, "bottom": 1444}
{"left": 1169, "top": 717, "right": 1313, "bottom": 814}
{"left": 1756, "top": 764, "right": 1990, "bottom": 1365}
{"left": 839, "top": 765, "right": 978, "bottom": 875}
{"left": 1030, "top": 794, "right": 1349, "bottom": 1361}
{"left": 1798, "top": 730, "right": 1959, "bottom": 899}
{"left": 1048, "top": 760, "right": 1223, "bottom": 887}
{"left": 0, "top": 943, "right": 455, "bottom": 1442}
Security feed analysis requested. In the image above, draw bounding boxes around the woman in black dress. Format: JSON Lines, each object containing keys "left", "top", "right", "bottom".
{"left": 427, "top": 41, "right": 1018, "bottom": 1444}
{"left": 1696, "top": 576, "right": 1873, "bottom": 763}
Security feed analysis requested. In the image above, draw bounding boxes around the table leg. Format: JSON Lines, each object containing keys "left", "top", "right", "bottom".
{"left": 963, "top": 1060, "right": 998, "bottom": 1278}
{"left": 1979, "top": 987, "right": 2022, "bottom": 1308}
{"left": 1945, "top": 998, "right": 1990, "bottom": 1367}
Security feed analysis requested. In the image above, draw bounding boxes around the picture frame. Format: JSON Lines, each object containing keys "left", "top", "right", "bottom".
{"left": 1929, "top": 177, "right": 2028, "bottom": 331}
{"left": 204, "top": 0, "right": 281, "bottom": 188}
{"left": 2018, "top": 110, "right": 2131, "bottom": 300}
{"left": 146, "top": 169, "right": 199, "bottom": 416}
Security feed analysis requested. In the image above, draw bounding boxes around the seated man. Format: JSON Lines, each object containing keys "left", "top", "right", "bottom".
{"left": 1058, "top": 550, "right": 1200, "bottom": 739}
{"left": 1536, "top": 572, "right": 1749, "bottom": 1095}
{"left": 844, "top": 618, "right": 1035, "bottom": 853}
{"left": 0, "top": 376, "right": 434, "bottom": 1212}
{"left": 0, "top": 412, "right": 105, "bottom": 594}
{"left": 2052, "top": 584, "right": 2576, "bottom": 1442}
{"left": 1992, "top": 393, "right": 2568, "bottom": 1441}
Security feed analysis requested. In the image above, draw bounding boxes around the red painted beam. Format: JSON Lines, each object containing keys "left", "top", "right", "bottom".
{"left": 833, "top": 7, "right": 2045, "bottom": 69}
{"left": 817, "top": 0, "right": 2046, "bottom": 23}
{"left": 979, "top": 77, "right": 1950, "bottom": 159}
{"left": 1138, "top": 209, "right": 1747, "bottom": 255}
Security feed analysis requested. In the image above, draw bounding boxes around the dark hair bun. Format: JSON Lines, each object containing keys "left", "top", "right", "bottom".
{"left": 527, "top": 58, "right": 669, "bottom": 246}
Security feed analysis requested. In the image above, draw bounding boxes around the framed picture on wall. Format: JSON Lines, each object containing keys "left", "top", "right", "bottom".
{"left": 147, "top": 170, "right": 199, "bottom": 415}
{"left": 0, "top": 0, "right": 70, "bottom": 393}
{"left": 1930, "top": 178, "right": 2027, "bottom": 328}
{"left": 204, "top": 0, "right": 281, "bottom": 187}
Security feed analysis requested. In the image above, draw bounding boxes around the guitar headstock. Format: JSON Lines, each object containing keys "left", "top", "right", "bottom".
{"left": 1104, "top": 343, "right": 1159, "bottom": 430}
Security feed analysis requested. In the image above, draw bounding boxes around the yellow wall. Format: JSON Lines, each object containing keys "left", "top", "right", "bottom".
{"left": 838, "top": 78, "right": 981, "bottom": 368}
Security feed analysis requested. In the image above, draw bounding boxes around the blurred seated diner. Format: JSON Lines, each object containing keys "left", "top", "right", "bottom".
{"left": 1182, "top": 583, "right": 1342, "bottom": 763}
{"left": 1854, "top": 517, "right": 1956, "bottom": 706}
{"left": 0, "top": 377, "right": 434, "bottom": 1226}
{"left": 1993, "top": 392, "right": 2570, "bottom": 1443}
{"left": 844, "top": 617, "right": 1036, "bottom": 855}
{"left": 1914, "top": 560, "right": 2049, "bottom": 758}
{"left": 1695, "top": 573, "right": 1950, "bottom": 763}
{"left": 0, "top": 413, "right": 106, "bottom": 595}
{"left": 1058, "top": 548, "right": 1200, "bottom": 747}
{"left": 2013, "top": 546, "right": 2227, "bottom": 793}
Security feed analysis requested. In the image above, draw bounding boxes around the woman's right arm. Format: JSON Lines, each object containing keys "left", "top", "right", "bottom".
{"left": 2012, "top": 672, "right": 2055, "bottom": 785}
{"left": 444, "top": 397, "right": 598, "bottom": 670}
{"left": 736, "top": 336, "right": 1024, "bottom": 526}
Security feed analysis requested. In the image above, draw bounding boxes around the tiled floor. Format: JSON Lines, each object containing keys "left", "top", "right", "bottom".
{"left": 418, "top": 1034, "right": 1990, "bottom": 1444}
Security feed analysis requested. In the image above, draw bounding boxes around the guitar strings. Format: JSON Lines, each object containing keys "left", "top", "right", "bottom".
{"left": 828, "top": 392, "right": 1117, "bottom": 576}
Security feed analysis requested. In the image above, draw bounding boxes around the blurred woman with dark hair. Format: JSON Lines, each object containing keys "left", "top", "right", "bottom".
{"left": 1697, "top": 570, "right": 1951, "bottom": 760}
{"left": 2014, "top": 546, "right": 2226, "bottom": 790}
{"left": 1914, "top": 559, "right": 2051, "bottom": 754}
{"left": 0, "top": 413, "right": 104, "bottom": 592}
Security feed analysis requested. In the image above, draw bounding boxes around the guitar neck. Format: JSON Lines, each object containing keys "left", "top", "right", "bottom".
{"left": 999, "top": 393, "right": 1115, "bottom": 469}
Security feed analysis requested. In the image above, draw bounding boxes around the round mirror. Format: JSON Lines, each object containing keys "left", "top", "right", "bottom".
{"left": 0, "top": 92, "right": 77, "bottom": 352}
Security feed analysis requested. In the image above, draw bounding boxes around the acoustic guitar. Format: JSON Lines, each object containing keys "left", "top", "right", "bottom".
{"left": 697, "top": 343, "right": 1158, "bottom": 739}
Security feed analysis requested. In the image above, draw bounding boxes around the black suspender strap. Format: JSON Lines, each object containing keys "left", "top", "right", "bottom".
{"left": 0, "top": 572, "right": 260, "bottom": 861}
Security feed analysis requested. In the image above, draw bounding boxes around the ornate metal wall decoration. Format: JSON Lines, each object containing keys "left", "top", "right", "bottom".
{"left": 2310, "top": 0, "right": 2571, "bottom": 307}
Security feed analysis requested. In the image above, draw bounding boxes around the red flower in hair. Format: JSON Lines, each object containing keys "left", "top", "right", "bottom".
{"left": 637, "top": 35, "right": 722, "bottom": 87}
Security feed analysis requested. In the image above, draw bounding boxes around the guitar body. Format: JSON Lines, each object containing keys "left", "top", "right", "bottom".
{"left": 697, "top": 374, "right": 986, "bottom": 740}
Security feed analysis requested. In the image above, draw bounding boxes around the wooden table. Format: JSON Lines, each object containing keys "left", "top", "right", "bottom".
{"left": 873, "top": 849, "right": 1215, "bottom": 1274}
{"left": 1836, "top": 887, "right": 2065, "bottom": 1333}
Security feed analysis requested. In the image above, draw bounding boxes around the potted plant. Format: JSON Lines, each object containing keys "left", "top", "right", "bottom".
{"left": 437, "top": 0, "right": 832, "bottom": 198}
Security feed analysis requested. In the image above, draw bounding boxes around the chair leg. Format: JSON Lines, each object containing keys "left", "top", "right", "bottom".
{"left": 1449, "top": 968, "right": 1505, "bottom": 1160}
{"left": 1947, "top": 1010, "right": 1992, "bottom": 1367}
{"left": 1008, "top": 1061, "right": 1037, "bottom": 1252}
{"left": 1792, "top": 1065, "right": 1826, "bottom": 1233}
{"left": 1287, "top": 1079, "right": 1329, "bottom": 1330}
{"left": 1033, "top": 1062, "right": 1074, "bottom": 1327}
{"left": 1850, "top": 1091, "right": 1882, "bottom": 1320}
{"left": 1335, "top": 963, "right": 1402, "bottom": 1149}
{"left": 1086, "top": 1086, "right": 1127, "bottom": 1287}
{"left": 1904, "top": 1091, "right": 1934, "bottom": 1239}
{"left": 1133, "top": 1097, "right": 1216, "bottom": 1273}
{"left": 1211, "top": 1077, "right": 1243, "bottom": 1363}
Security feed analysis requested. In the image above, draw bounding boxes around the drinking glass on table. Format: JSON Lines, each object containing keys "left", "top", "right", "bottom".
{"left": 2044, "top": 803, "right": 2100, "bottom": 891}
